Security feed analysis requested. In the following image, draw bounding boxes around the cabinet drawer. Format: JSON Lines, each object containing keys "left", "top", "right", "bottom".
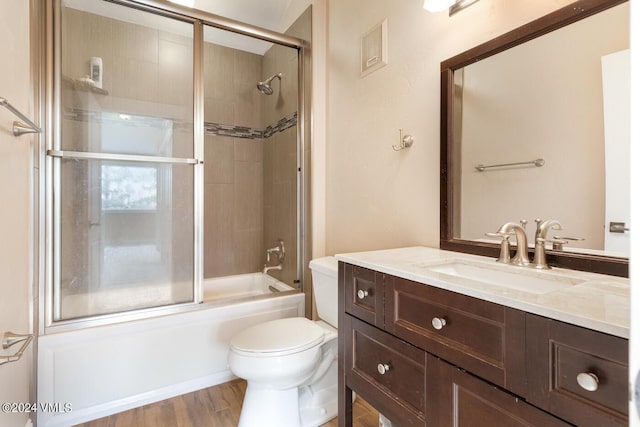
{"left": 345, "top": 315, "right": 426, "bottom": 426}
{"left": 343, "top": 263, "right": 384, "bottom": 328}
{"left": 385, "top": 276, "right": 526, "bottom": 390}
{"left": 427, "top": 354, "right": 571, "bottom": 426}
{"left": 527, "top": 314, "right": 628, "bottom": 426}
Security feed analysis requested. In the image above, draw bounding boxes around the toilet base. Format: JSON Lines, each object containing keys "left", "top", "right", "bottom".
{"left": 238, "top": 384, "right": 300, "bottom": 427}
{"left": 299, "top": 351, "right": 338, "bottom": 427}
{"left": 299, "top": 386, "right": 338, "bottom": 427}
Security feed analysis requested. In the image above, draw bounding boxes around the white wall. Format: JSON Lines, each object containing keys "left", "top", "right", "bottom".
{"left": 324, "top": 0, "right": 578, "bottom": 255}
{"left": 628, "top": 0, "right": 639, "bottom": 424}
{"left": 0, "top": 1, "right": 33, "bottom": 427}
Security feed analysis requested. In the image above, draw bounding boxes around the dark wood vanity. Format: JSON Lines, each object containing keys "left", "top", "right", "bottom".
{"left": 338, "top": 262, "right": 629, "bottom": 426}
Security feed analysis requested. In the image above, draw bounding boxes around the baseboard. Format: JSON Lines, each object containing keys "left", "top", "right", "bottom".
{"left": 38, "top": 371, "right": 236, "bottom": 427}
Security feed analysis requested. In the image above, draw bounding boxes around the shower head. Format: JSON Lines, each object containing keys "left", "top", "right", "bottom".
{"left": 257, "top": 72, "right": 282, "bottom": 95}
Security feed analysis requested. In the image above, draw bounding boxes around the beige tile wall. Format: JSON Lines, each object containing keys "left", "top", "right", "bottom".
{"left": 202, "top": 34, "right": 301, "bottom": 283}
{"left": 203, "top": 42, "right": 265, "bottom": 278}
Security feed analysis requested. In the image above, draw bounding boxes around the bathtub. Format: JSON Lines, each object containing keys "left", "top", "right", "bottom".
{"left": 38, "top": 273, "right": 304, "bottom": 427}
{"left": 203, "top": 272, "right": 296, "bottom": 302}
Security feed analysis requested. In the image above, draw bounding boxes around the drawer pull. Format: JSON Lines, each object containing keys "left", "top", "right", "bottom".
{"left": 357, "top": 289, "right": 369, "bottom": 299}
{"left": 577, "top": 372, "right": 599, "bottom": 392}
{"left": 431, "top": 317, "right": 447, "bottom": 330}
{"left": 377, "top": 363, "right": 390, "bottom": 375}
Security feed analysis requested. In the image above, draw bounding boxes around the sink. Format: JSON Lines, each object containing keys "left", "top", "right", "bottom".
{"left": 416, "top": 259, "right": 585, "bottom": 294}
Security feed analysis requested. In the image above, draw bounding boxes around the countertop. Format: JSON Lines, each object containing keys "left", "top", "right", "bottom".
{"left": 335, "top": 246, "right": 629, "bottom": 339}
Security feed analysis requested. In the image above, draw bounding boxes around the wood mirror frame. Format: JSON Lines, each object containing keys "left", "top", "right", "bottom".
{"left": 440, "top": 0, "right": 629, "bottom": 277}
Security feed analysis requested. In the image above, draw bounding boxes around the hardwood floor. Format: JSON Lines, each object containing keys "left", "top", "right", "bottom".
{"left": 75, "top": 379, "right": 379, "bottom": 427}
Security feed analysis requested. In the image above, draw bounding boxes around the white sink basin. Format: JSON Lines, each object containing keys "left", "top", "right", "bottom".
{"left": 416, "top": 259, "right": 585, "bottom": 294}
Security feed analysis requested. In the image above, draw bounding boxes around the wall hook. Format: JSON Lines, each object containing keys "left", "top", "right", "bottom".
{"left": 392, "top": 129, "right": 414, "bottom": 151}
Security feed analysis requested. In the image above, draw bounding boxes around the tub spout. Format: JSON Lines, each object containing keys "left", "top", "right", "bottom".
{"left": 263, "top": 264, "right": 283, "bottom": 274}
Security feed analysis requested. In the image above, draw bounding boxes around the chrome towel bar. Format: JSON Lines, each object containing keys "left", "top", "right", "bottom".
{"left": 0, "top": 96, "right": 41, "bottom": 136}
{"left": 475, "top": 158, "right": 545, "bottom": 172}
{"left": 1, "top": 332, "right": 33, "bottom": 366}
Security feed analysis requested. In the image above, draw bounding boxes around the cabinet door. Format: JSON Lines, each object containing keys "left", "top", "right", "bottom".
{"left": 345, "top": 315, "right": 426, "bottom": 426}
{"left": 427, "top": 354, "right": 571, "bottom": 427}
{"left": 385, "top": 276, "right": 526, "bottom": 392}
{"left": 343, "top": 263, "right": 385, "bottom": 328}
{"left": 526, "top": 314, "right": 628, "bottom": 426}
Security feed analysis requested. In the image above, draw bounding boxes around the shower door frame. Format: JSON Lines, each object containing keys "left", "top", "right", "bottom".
{"left": 38, "top": 0, "right": 309, "bottom": 334}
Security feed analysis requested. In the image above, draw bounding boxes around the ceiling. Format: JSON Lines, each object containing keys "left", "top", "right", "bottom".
{"left": 65, "top": 0, "right": 296, "bottom": 55}
{"left": 190, "top": 0, "right": 293, "bottom": 32}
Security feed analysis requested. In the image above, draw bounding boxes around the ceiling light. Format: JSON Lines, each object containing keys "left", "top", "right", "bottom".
{"left": 449, "top": 0, "right": 481, "bottom": 15}
{"left": 423, "top": 0, "right": 481, "bottom": 15}
{"left": 168, "top": 0, "right": 195, "bottom": 7}
{"left": 423, "top": 0, "right": 455, "bottom": 13}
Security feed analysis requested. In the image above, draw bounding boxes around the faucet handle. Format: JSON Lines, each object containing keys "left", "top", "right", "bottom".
{"left": 551, "top": 235, "right": 584, "bottom": 251}
{"left": 520, "top": 219, "right": 528, "bottom": 230}
{"left": 485, "top": 232, "right": 510, "bottom": 239}
{"left": 485, "top": 232, "right": 511, "bottom": 264}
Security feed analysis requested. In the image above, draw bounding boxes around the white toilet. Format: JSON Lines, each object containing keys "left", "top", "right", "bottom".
{"left": 228, "top": 256, "right": 339, "bottom": 427}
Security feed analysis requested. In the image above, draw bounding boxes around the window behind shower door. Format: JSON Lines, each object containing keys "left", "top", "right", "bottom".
{"left": 48, "top": 0, "right": 199, "bottom": 323}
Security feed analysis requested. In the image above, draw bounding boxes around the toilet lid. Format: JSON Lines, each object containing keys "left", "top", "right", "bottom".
{"left": 231, "top": 317, "right": 324, "bottom": 356}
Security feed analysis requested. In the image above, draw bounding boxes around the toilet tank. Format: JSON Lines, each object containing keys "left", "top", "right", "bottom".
{"left": 309, "top": 256, "right": 338, "bottom": 328}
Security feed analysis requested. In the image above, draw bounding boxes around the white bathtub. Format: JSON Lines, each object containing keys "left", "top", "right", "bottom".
{"left": 38, "top": 273, "right": 304, "bottom": 427}
{"left": 203, "top": 272, "right": 295, "bottom": 302}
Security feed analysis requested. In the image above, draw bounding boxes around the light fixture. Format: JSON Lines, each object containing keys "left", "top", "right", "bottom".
{"left": 423, "top": 0, "right": 455, "bottom": 13}
{"left": 423, "top": 0, "right": 480, "bottom": 15}
{"left": 168, "top": 0, "right": 195, "bottom": 7}
{"left": 449, "top": 0, "right": 481, "bottom": 15}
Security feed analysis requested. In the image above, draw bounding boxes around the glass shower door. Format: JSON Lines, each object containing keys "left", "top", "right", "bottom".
{"left": 50, "top": 0, "right": 198, "bottom": 321}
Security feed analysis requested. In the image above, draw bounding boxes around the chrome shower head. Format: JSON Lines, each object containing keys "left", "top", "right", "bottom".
{"left": 257, "top": 72, "right": 282, "bottom": 95}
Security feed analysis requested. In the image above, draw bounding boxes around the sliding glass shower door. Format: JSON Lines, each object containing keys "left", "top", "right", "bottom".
{"left": 50, "top": 0, "right": 198, "bottom": 321}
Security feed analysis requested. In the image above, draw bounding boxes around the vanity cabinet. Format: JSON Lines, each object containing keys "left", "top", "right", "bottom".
{"left": 526, "top": 314, "right": 628, "bottom": 426}
{"left": 338, "top": 262, "right": 629, "bottom": 427}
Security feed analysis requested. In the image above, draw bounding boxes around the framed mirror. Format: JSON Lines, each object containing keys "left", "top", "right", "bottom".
{"left": 440, "top": 0, "right": 629, "bottom": 277}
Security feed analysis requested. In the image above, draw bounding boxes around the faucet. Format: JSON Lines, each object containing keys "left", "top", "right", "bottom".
{"left": 532, "top": 219, "right": 563, "bottom": 269}
{"left": 496, "top": 221, "right": 529, "bottom": 266}
{"left": 263, "top": 239, "right": 285, "bottom": 274}
{"left": 484, "top": 231, "right": 512, "bottom": 264}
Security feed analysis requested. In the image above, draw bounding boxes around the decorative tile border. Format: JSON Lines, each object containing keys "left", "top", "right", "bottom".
{"left": 205, "top": 111, "right": 297, "bottom": 140}
{"left": 62, "top": 108, "right": 297, "bottom": 139}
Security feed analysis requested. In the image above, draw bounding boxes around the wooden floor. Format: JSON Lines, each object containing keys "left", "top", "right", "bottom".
{"left": 75, "top": 379, "right": 379, "bottom": 427}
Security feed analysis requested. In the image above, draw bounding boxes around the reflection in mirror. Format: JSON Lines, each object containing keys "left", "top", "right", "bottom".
{"left": 441, "top": 0, "right": 629, "bottom": 276}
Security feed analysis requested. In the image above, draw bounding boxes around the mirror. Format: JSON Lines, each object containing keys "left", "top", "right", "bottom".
{"left": 440, "top": 0, "right": 629, "bottom": 277}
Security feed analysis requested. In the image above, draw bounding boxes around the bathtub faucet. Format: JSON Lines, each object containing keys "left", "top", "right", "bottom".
{"left": 263, "top": 239, "right": 285, "bottom": 274}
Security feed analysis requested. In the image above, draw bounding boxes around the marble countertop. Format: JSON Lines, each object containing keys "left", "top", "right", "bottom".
{"left": 335, "top": 246, "right": 629, "bottom": 339}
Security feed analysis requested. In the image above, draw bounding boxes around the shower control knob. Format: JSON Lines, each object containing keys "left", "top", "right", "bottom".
{"left": 431, "top": 317, "right": 447, "bottom": 330}
{"left": 357, "top": 289, "right": 369, "bottom": 300}
{"left": 377, "top": 363, "right": 390, "bottom": 375}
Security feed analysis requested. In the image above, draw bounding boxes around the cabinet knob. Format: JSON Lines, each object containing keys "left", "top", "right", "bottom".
{"left": 377, "top": 363, "right": 390, "bottom": 375}
{"left": 357, "top": 289, "right": 369, "bottom": 300}
{"left": 431, "top": 317, "right": 447, "bottom": 330}
{"left": 576, "top": 372, "right": 599, "bottom": 392}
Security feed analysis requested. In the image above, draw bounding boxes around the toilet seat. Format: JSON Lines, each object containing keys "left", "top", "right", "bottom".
{"left": 230, "top": 317, "right": 325, "bottom": 358}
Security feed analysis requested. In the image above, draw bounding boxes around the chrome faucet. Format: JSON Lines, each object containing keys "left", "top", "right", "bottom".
{"left": 496, "top": 221, "right": 529, "bottom": 266}
{"left": 532, "top": 219, "right": 563, "bottom": 269}
{"left": 263, "top": 239, "right": 285, "bottom": 274}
